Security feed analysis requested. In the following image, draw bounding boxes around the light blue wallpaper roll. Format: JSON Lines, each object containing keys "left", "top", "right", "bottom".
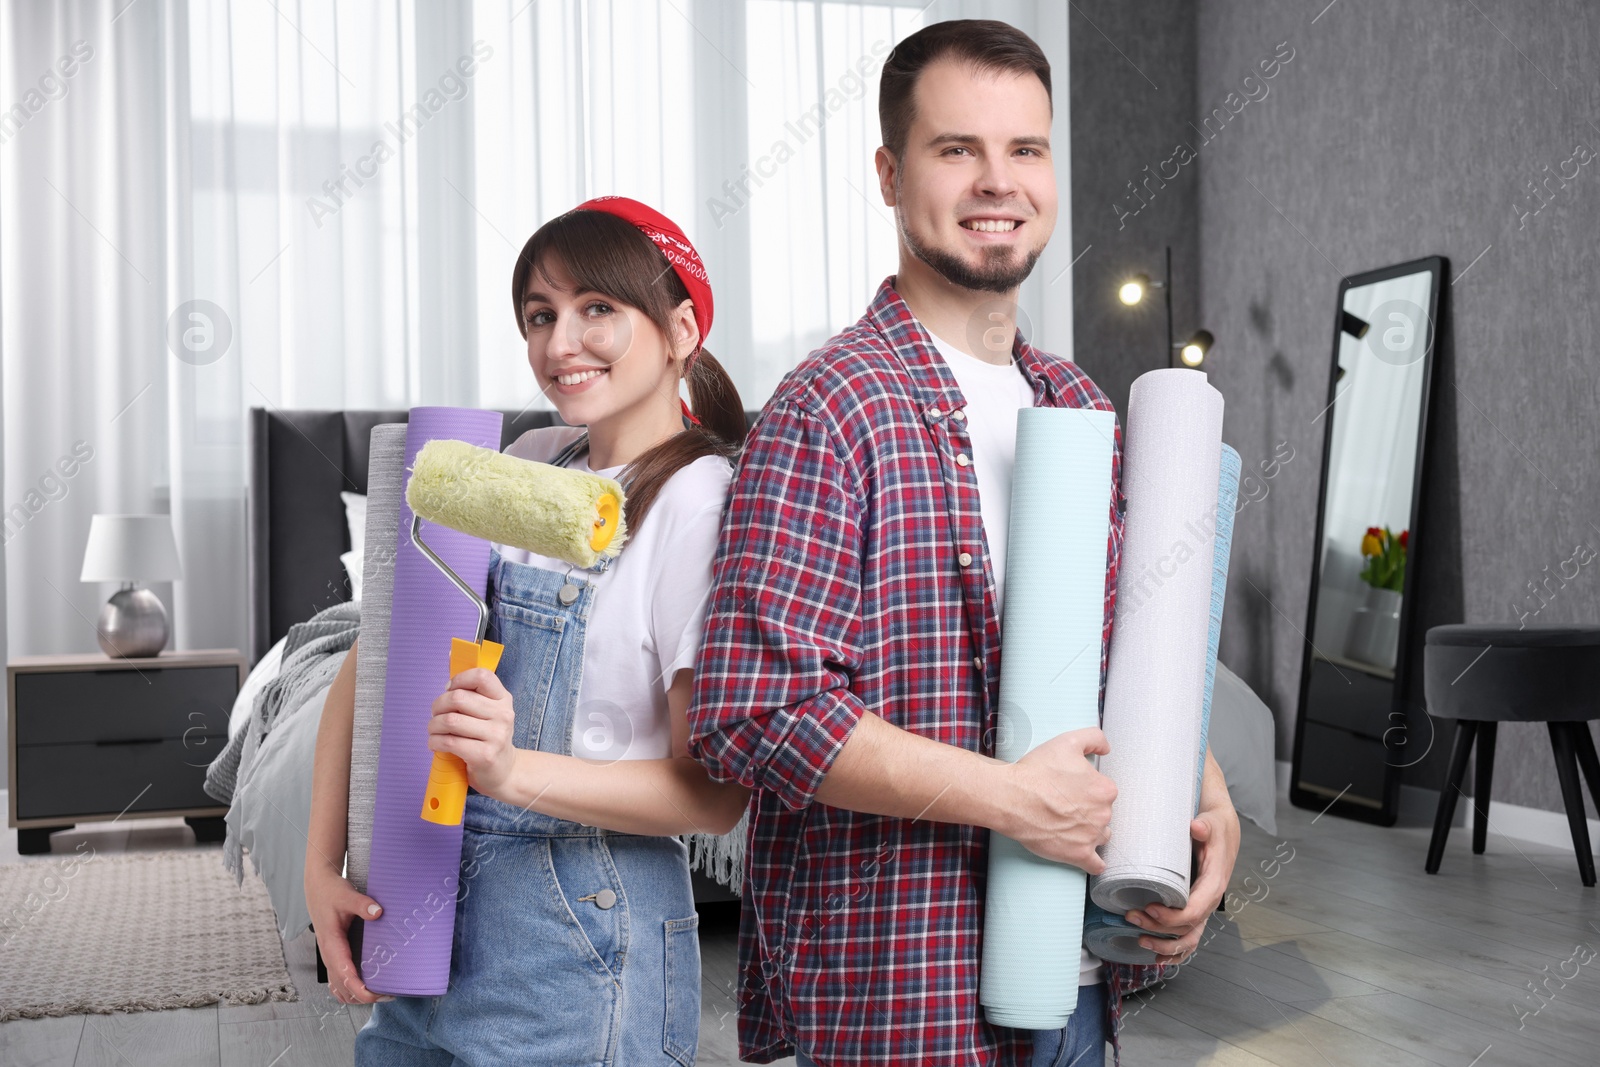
{"left": 1193, "top": 443, "right": 1241, "bottom": 802}
{"left": 1084, "top": 442, "right": 1240, "bottom": 966}
{"left": 980, "top": 405, "right": 1117, "bottom": 1030}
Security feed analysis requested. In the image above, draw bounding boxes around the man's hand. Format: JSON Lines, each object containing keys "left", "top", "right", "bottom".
{"left": 427, "top": 666, "right": 519, "bottom": 801}
{"left": 1123, "top": 752, "right": 1240, "bottom": 964}
{"left": 999, "top": 726, "right": 1116, "bottom": 873}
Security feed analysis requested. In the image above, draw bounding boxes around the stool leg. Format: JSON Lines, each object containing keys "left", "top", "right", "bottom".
{"left": 1426, "top": 719, "right": 1478, "bottom": 875}
{"left": 1570, "top": 722, "right": 1600, "bottom": 820}
{"left": 1473, "top": 722, "right": 1497, "bottom": 855}
{"left": 1547, "top": 723, "right": 1597, "bottom": 888}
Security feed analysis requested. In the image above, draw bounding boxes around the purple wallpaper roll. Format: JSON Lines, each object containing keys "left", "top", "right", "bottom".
{"left": 360, "top": 406, "right": 503, "bottom": 996}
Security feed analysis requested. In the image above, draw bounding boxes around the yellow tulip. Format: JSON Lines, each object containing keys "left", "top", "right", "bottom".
{"left": 1361, "top": 533, "right": 1381, "bottom": 556}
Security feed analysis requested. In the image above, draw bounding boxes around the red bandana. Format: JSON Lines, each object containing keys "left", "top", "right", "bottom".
{"left": 572, "top": 196, "right": 713, "bottom": 426}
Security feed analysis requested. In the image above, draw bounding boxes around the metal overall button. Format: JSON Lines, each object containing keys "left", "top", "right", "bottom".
{"left": 577, "top": 888, "right": 618, "bottom": 910}
{"left": 557, "top": 564, "right": 588, "bottom": 606}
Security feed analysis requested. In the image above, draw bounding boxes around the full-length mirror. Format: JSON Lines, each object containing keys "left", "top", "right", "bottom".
{"left": 1291, "top": 256, "right": 1444, "bottom": 825}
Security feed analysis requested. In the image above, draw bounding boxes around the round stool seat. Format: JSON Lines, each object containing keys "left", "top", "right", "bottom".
{"left": 1424, "top": 623, "right": 1600, "bottom": 723}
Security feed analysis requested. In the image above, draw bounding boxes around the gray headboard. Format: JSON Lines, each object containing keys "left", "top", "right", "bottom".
{"left": 246, "top": 407, "right": 761, "bottom": 668}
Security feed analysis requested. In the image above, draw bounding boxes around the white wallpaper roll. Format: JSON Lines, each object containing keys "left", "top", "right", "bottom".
{"left": 1090, "top": 369, "right": 1224, "bottom": 915}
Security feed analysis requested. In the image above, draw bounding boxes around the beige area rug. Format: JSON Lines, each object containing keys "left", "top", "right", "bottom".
{"left": 0, "top": 848, "right": 296, "bottom": 1020}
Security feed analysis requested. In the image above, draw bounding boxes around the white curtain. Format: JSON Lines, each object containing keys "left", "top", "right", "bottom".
{"left": 736, "top": 0, "right": 1073, "bottom": 401}
{"left": 3, "top": 0, "right": 188, "bottom": 670}
{"left": 2, "top": 0, "right": 1072, "bottom": 668}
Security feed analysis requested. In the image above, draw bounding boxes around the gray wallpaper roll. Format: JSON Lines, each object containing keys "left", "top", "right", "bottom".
{"left": 346, "top": 423, "right": 408, "bottom": 892}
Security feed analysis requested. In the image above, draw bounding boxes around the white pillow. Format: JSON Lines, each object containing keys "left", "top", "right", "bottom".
{"left": 340, "top": 491, "right": 367, "bottom": 602}
{"left": 228, "top": 636, "right": 288, "bottom": 742}
{"left": 1209, "top": 661, "right": 1279, "bottom": 835}
{"left": 340, "top": 490, "right": 366, "bottom": 554}
{"left": 341, "top": 549, "right": 363, "bottom": 604}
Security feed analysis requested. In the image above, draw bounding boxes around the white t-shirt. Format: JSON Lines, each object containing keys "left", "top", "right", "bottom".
{"left": 493, "top": 425, "right": 732, "bottom": 762}
{"left": 924, "top": 331, "right": 1035, "bottom": 622}
{"left": 925, "top": 327, "right": 1107, "bottom": 988}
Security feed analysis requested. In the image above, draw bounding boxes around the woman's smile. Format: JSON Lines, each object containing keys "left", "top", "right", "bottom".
{"left": 551, "top": 366, "right": 610, "bottom": 391}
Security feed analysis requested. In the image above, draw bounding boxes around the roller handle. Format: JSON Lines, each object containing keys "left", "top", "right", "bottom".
{"left": 421, "top": 636, "right": 505, "bottom": 825}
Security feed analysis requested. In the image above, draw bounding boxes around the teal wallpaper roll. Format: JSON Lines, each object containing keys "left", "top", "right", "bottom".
{"left": 1084, "top": 442, "right": 1241, "bottom": 966}
{"left": 980, "top": 405, "right": 1117, "bottom": 1030}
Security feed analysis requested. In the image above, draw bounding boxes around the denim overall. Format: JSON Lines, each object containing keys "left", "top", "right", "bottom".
{"left": 357, "top": 434, "right": 702, "bottom": 1067}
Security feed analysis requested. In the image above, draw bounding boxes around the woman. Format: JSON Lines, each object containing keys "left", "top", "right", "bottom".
{"left": 304, "top": 197, "right": 750, "bottom": 1065}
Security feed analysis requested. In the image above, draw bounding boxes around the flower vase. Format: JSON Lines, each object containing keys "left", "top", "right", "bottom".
{"left": 1345, "top": 585, "right": 1402, "bottom": 670}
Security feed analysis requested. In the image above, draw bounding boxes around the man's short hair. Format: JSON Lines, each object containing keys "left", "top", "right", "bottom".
{"left": 878, "top": 19, "right": 1052, "bottom": 162}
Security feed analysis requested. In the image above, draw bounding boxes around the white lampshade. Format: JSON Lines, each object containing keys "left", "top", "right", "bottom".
{"left": 80, "top": 514, "right": 184, "bottom": 583}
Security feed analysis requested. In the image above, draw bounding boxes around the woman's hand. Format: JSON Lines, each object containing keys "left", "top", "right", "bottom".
{"left": 304, "top": 863, "right": 392, "bottom": 1005}
{"left": 428, "top": 666, "right": 519, "bottom": 801}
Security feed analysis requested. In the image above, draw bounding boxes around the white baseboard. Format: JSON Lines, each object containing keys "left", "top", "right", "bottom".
{"left": 1275, "top": 760, "right": 1597, "bottom": 853}
{"left": 1473, "top": 797, "right": 1600, "bottom": 854}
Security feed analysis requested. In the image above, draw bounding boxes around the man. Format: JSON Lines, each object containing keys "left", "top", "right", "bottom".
{"left": 688, "top": 19, "right": 1240, "bottom": 1067}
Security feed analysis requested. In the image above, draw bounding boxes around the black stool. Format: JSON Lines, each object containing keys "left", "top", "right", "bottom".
{"left": 1422, "top": 623, "right": 1600, "bottom": 886}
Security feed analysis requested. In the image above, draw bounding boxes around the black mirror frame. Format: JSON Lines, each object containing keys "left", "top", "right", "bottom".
{"left": 1289, "top": 254, "right": 1447, "bottom": 827}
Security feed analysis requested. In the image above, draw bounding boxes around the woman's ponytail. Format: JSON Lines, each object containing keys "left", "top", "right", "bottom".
{"left": 611, "top": 347, "right": 746, "bottom": 534}
{"left": 685, "top": 348, "right": 747, "bottom": 452}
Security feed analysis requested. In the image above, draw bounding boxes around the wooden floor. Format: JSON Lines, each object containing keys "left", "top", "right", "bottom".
{"left": 1115, "top": 799, "right": 1600, "bottom": 1066}
{"left": 1, "top": 796, "right": 1596, "bottom": 1066}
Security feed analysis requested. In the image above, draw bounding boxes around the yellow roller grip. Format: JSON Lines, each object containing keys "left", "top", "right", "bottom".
{"left": 590, "top": 493, "right": 620, "bottom": 554}
{"left": 422, "top": 636, "right": 505, "bottom": 825}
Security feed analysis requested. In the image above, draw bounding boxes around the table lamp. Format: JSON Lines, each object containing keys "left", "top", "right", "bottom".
{"left": 80, "top": 514, "right": 183, "bottom": 657}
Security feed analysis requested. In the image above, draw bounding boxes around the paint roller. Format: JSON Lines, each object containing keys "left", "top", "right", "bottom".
{"left": 404, "top": 438, "right": 627, "bottom": 825}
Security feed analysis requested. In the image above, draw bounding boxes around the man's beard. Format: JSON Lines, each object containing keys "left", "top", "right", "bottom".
{"left": 903, "top": 223, "right": 1041, "bottom": 294}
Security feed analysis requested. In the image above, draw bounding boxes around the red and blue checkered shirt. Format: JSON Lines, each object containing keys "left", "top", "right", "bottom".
{"left": 689, "top": 278, "right": 1163, "bottom": 1066}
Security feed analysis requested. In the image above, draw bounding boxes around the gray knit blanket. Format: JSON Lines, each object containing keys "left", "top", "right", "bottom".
{"left": 204, "top": 600, "right": 362, "bottom": 878}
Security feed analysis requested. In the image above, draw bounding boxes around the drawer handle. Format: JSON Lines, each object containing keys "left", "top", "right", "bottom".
{"left": 93, "top": 737, "right": 164, "bottom": 747}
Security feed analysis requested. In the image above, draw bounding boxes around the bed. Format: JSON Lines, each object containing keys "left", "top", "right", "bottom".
{"left": 222, "top": 405, "right": 1280, "bottom": 954}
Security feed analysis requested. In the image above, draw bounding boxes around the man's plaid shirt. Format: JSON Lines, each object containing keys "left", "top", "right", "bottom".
{"left": 689, "top": 278, "right": 1163, "bottom": 1066}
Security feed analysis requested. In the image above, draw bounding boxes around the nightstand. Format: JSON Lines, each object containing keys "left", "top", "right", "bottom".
{"left": 7, "top": 648, "right": 245, "bottom": 854}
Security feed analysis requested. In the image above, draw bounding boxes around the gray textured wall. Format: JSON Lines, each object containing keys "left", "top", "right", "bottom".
{"left": 1191, "top": 0, "right": 1600, "bottom": 817}
{"left": 1073, "top": 1, "right": 1600, "bottom": 819}
{"left": 1068, "top": 1, "right": 1199, "bottom": 417}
